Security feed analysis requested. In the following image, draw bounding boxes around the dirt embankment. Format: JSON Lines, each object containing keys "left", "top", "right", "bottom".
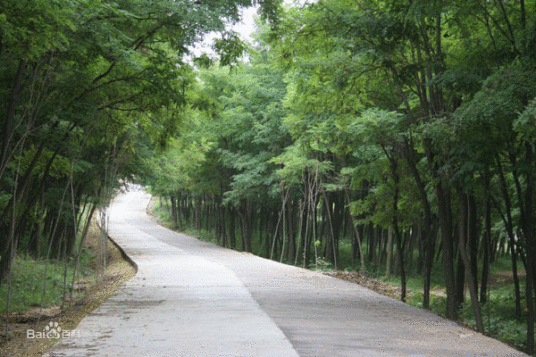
{"left": 323, "top": 269, "right": 526, "bottom": 301}
{"left": 0, "top": 218, "right": 136, "bottom": 357}
{"left": 323, "top": 271, "right": 406, "bottom": 299}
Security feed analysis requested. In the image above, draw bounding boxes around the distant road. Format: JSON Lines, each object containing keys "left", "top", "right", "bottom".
{"left": 46, "top": 190, "right": 527, "bottom": 356}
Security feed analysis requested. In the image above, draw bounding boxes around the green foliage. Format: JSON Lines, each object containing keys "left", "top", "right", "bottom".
{"left": 515, "top": 97, "right": 536, "bottom": 143}
{"left": 309, "top": 257, "right": 334, "bottom": 271}
{"left": 142, "top": 0, "right": 536, "bottom": 353}
{"left": 213, "top": 32, "right": 247, "bottom": 68}
{"left": 457, "top": 283, "right": 528, "bottom": 350}
{"left": 0, "top": 0, "right": 283, "bottom": 308}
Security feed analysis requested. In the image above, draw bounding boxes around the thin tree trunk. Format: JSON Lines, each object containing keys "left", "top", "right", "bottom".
{"left": 480, "top": 173, "right": 491, "bottom": 304}
{"left": 496, "top": 154, "right": 522, "bottom": 316}
{"left": 436, "top": 181, "right": 457, "bottom": 319}
{"left": 467, "top": 194, "right": 479, "bottom": 298}
{"left": 386, "top": 228, "right": 393, "bottom": 280}
{"left": 457, "top": 188, "right": 484, "bottom": 333}
{"left": 522, "top": 143, "right": 536, "bottom": 354}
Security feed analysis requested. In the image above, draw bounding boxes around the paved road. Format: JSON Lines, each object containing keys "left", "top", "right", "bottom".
{"left": 45, "top": 191, "right": 527, "bottom": 356}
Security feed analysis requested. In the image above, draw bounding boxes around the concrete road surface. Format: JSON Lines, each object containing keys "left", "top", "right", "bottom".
{"left": 45, "top": 190, "right": 527, "bottom": 356}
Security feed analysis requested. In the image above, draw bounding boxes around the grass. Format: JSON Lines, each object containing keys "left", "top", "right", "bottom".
{"left": 0, "top": 247, "right": 94, "bottom": 314}
{"left": 335, "top": 245, "right": 529, "bottom": 352}
{"left": 151, "top": 203, "right": 219, "bottom": 245}
{"left": 458, "top": 282, "right": 528, "bottom": 351}
{"left": 348, "top": 245, "right": 528, "bottom": 351}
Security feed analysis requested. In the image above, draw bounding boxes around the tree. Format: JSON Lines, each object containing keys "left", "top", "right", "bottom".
{"left": 0, "top": 0, "right": 282, "bottom": 290}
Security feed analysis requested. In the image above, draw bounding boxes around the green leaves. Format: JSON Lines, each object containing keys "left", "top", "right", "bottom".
{"left": 351, "top": 108, "right": 405, "bottom": 144}
{"left": 1, "top": 0, "right": 77, "bottom": 59}
{"left": 0, "top": 0, "right": 283, "bottom": 277}
{"left": 515, "top": 97, "right": 536, "bottom": 143}
{"left": 213, "top": 32, "right": 247, "bottom": 68}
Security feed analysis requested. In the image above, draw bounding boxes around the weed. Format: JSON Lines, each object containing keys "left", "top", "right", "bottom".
{"left": 309, "top": 257, "right": 334, "bottom": 271}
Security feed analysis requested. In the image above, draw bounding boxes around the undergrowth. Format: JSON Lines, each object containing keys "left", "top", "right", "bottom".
{"left": 0, "top": 247, "right": 94, "bottom": 314}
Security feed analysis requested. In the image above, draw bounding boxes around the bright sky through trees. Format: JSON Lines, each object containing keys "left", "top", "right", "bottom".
{"left": 189, "top": 6, "right": 257, "bottom": 59}
{"left": 234, "top": 6, "right": 258, "bottom": 41}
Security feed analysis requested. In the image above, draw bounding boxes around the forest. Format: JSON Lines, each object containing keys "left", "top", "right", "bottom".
{"left": 2, "top": 0, "right": 536, "bottom": 354}
{"left": 0, "top": 0, "right": 277, "bottom": 344}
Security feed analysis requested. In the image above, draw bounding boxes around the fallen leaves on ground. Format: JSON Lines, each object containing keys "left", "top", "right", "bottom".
{"left": 323, "top": 271, "right": 409, "bottom": 300}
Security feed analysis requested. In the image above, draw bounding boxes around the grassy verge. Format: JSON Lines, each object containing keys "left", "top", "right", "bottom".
{"left": 0, "top": 250, "right": 93, "bottom": 314}
{"left": 0, "top": 212, "right": 136, "bottom": 356}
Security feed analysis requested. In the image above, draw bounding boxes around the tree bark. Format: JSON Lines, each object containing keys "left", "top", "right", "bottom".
{"left": 436, "top": 181, "right": 457, "bottom": 319}
{"left": 480, "top": 173, "right": 491, "bottom": 305}
{"left": 522, "top": 143, "right": 536, "bottom": 353}
{"left": 496, "top": 154, "right": 522, "bottom": 316}
{"left": 386, "top": 228, "right": 393, "bottom": 280}
{"left": 457, "top": 188, "right": 484, "bottom": 333}
{"left": 403, "top": 138, "right": 435, "bottom": 308}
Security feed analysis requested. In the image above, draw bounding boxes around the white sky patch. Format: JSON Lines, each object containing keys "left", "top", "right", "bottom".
{"left": 234, "top": 6, "right": 258, "bottom": 42}
{"left": 188, "top": 6, "right": 258, "bottom": 60}
{"left": 187, "top": 0, "right": 308, "bottom": 63}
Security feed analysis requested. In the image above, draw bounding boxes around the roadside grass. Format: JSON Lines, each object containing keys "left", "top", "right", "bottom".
{"left": 351, "top": 248, "right": 528, "bottom": 351}
{"left": 363, "top": 251, "right": 528, "bottom": 352}
{"left": 151, "top": 202, "right": 219, "bottom": 245}
{"left": 0, "top": 245, "right": 94, "bottom": 315}
{"left": 458, "top": 282, "right": 528, "bottom": 352}
{"left": 182, "top": 228, "right": 218, "bottom": 244}
{"left": 152, "top": 198, "right": 529, "bottom": 354}
{"left": 1, "top": 212, "right": 137, "bottom": 356}
{"left": 1, "top": 207, "right": 97, "bottom": 315}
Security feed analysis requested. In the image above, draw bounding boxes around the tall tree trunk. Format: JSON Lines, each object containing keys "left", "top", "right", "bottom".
{"left": 405, "top": 139, "right": 435, "bottom": 308}
{"left": 229, "top": 207, "right": 236, "bottom": 249}
{"left": 455, "top": 242, "right": 466, "bottom": 310}
{"left": 240, "top": 200, "right": 253, "bottom": 253}
{"left": 345, "top": 190, "right": 366, "bottom": 273}
{"left": 170, "top": 195, "right": 178, "bottom": 228}
{"left": 29, "top": 183, "right": 46, "bottom": 258}
{"left": 496, "top": 154, "right": 522, "bottom": 316}
{"left": 287, "top": 198, "right": 295, "bottom": 262}
{"left": 522, "top": 143, "right": 536, "bottom": 354}
{"left": 457, "top": 188, "right": 484, "bottom": 332}
{"left": 386, "top": 148, "right": 406, "bottom": 301}
{"left": 510, "top": 144, "right": 535, "bottom": 354}
{"left": 480, "top": 173, "right": 491, "bottom": 304}
{"left": 295, "top": 199, "right": 307, "bottom": 266}
{"left": 320, "top": 189, "right": 337, "bottom": 267}
{"left": 220, "top": 202, "right": 227, "bottom": 247}
{"left": 393, "top": 194, "right": 406, "bottom": 302}
{"left": 467, "top": 194, "right": 479, "bottom": 298}
{"left": 436, "top": 181, "right": 457, "bottom": 319}
{"left": 386, "top": 228, "right": 394, "bottom": 280}
{"left": 368, "top": 223, "right": 377, "bottom": 264}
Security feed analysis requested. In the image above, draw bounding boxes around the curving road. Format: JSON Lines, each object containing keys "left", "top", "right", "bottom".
{"left": 45, "top": 190, "right": 527, "bottom": 357}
